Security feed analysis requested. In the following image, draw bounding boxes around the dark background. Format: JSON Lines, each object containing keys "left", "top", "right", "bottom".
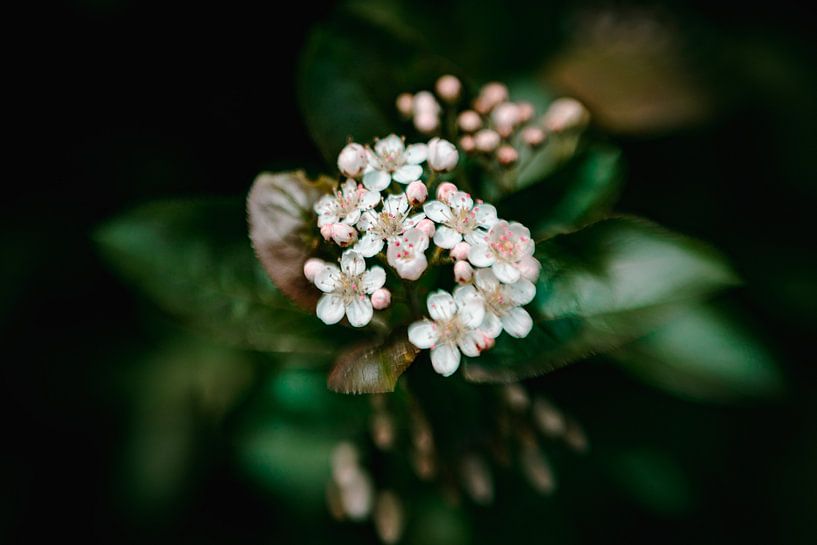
{"left": 5, "top": 1, "right": 816, "bottom": 543}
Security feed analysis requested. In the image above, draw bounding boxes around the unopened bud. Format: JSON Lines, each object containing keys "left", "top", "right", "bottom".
{"left": 491, "top": 102, "right": 520, "bottom": 133}
{"left": 503, "top": 383, "right": 530, "bottom": 412}
{"left": 374, "top": 491, "right": 405, "bottom": 545}
{"left": 303, "top": 258, "right": 326, "bottom": 282}
{"left": 413, "top": 111, "right": 439, "bottom": 134}
{"left": 339, "top": 469, "right": 374, "bottom": 520}
{"left": 396, "top": 93, "right": 414, "bottom": 118}
{"left": 517, "top": 101, "right": 535, "bottom": 122}
{"left": 413, "top": 90, "right": 440, "bottom": 115}
{"left": 337, "top": 142, "right": 368, "bottom": 178}
{"left": 322, "top": 223, "right": 358, "bottom": 247}
{"left": 457, "top": 110, "right": 482, "bottom": 133}
{"left": 479, "top": 82, "right": 508, "bottom": 111}
{"left": 371, "top": 288, "right": 392, "bottom": 310}
{"left": 460, "top": 454, "right": 494, "bottom": 505}
{"left": 427, "top": 137, "right": 459, "bottom": 172}
{"left": 520, "top": 442, "right": 556, "bottom": 494}
{"left": 474, "top": 129, "right": 500, "bottom": 153}
{"left": 522, "top": 126, "right": 546, "bottom": 148}
{"left": 478, "top": 333, "right": 495, "bottom": 351}
{"left": 406, "top": 180, "right": 428, "bottom": 205}
{"left": 459, "top": 135, "right": 476, "bottom": 153}
{"left": 454, "top": 260, "right": 473, "bottom": 284}
{"left": 496, "top": 145, "right": 519, "bottom": 166}
{"left": 450, "top": 241, "right": 471, "bottom": 261}
{"left": 435, "top": 74, "right": 461, "bottom": 103}
{"left": 331, "top": 442, "right": 360, "bottom": 485}
{"left": 564, "top": 419, "right": 589, "bottom": 453}
{"left": 533, "top": 397, "right": 566, "bottom": 437}
{"left": 371, "top": 412, "right": 395, "bottom": 450}
{"left": 517, "top": 255, "right": 541, "bottom": 282}
{"left": 542, "top": 97, "right": 590, "bottom": 133}
{"left": 436, "top": 182, "right": 458, "bottom": 203}
{"left": 416, "top": 218, "right": 436, "bottom": 238}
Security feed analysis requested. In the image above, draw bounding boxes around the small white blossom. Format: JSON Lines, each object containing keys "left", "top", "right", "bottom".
{"left": 468, "top": 220, "right": 536, "bottom": 284}
{"left": 408, "top": 290, "right": 486, "bottom": 377}
{"left": 470, "top": 268, "right": 535, "bottom": 339}
{"left": 423, "top": 192, "right": 498, "bottom": 249}
{"left": 363, "top": 134, "right": 428, "bottom": 191}
{"left": 386, "top": 228, "right": 429, "bottom": 281}
{"left": 314, "top": 178, "right": 381, "bottom": 227}
{"left": 427, "top": 138, "right": 459, "bottom": 172}
{"left": 355, "top": 193, "right": 425, "bottom": 257}
{"left": 314, "top": 250, "right": 386, "bottom": 327}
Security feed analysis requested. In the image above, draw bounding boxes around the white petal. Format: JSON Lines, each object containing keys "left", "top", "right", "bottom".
{"left": 457, "top": 330, "right": 483, "bottom": 358}
{"left": 363, "top": 169, "right": 391, "bottom": 191}
{"left": 480, "top": 312, "right": 503, "bottom": 338}
{"left": 501, "top": 307, "right": 533, "bottom": 338}
{"left": 423, "top": 201, "right": 452, "bottom": 223}
{"left": 314, "top": 264, "right": 340, "bottom": 292}
{"left": 433, "top": 225, "right": 462, "bottom": 249}
{"left": 493, "top": 261, "right": 521, "bottom": 283}
{"left": 506, "top": 278, "right": 536, "bottom": 306}
{"left": 340, "top": 178, "right": 358, "bottom": 196}
{"left": 359, "top": 190, "right": 381, "bottom": 210}
{"left": 346, "top": 297, "right": 374, "bottom": 327}
{"left": 316, "top": 293, "right": 345, "bottom": 324}
{"left": 361, "top": 266, "right": 386, "bottom": 293}
{"left": 375, "top": 134, "right": 404, "bottom": 156}
{"left": 408, "top": 320, "right": 439, "bottom": 349}
{"left": 404, "top": 143, "right": 428, "bottom": 164}
{"left": 473, "top": 203, "right": 498, "bottom": 227}
{"left": 383, "top": 193, "right": 409, "bottom": 216}
{"left": 404, "top": 228, "right": 430, "bottom": 251}
{"left": 463, "top": 228, "right": 488, "bottom": 246}
{"left": 317, "top": 212, "right": 339, "bottom": 227}
{"left": 356, "top": 209, "right": 377, "bottom": 231}
{"left": 341, "top": 250, "right": 365, "bottom": 276}
{"left": 393, "top": 164, "right": 423, "bottom": 184}
{"left": 468, "top": 243, "right": 496, "bottom": 267}
{"left": 427, "top": 290, "right": 456, "bottom": 321}
{"left": 354, "top": 233, "right": 384, "bottom": 257}
{"left": 448, "top": 191, "right": 473, "bottom": 212}
{"left": 314, "top": 195, "right": 335, "bottom": 215}
{"left": 430, "top": 343, "right": 461, "bottom": 377}
{"left": 457, "top": 298, "right": 485, "bottom": 329}
{"left": 395, "top": 255, "right": 427, "bottom": 281}
{"left": 342, "top": 209, "right": 361, "bottom": 225}
{"left": 453, "top": 285, "right": 479, "bottom": 306}
{"left": 404, "top": 212, "right": 425, "bottom": 229}
{"left": 474, "top": 268, "right": 499, "bottom": 292}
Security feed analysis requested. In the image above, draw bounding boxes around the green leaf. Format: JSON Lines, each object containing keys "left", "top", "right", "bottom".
{"left": 96, "top": 196, "right": 337, "bottom": 355}
{"left": 612, "top": 303, "right": 784, "bottom": 402}
{"left": 464, "top": 217, "right": 739, "bottom": 382}
{"left": 607, "top": 448, "right": 696, "bottom": 516}
{"left": 327, "top": 328, "right": 419, "bottom": 394}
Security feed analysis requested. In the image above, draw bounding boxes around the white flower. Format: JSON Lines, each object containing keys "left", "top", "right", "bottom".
{"left": 408, "top": 290, "right": 486, "bottom": 377}
{"left": 314, "top": 178, "right": 381, "bottom": 227}
{"left": 337, "top": 143, "right": 369, "bottom": 178}
{"left": 423, "top": 192, "right": 498, "bottom": 249}
{"left": 355, "top": 193, "right": 425, "bottom": 257}
{"left": 363, "top": 134, "right": 428, "bottom": 191}
{"left": 386, "top": 228, "right": 429, "bottom": 280}
{"left": 468, "top": 220, "right": 536, "bottom": 284}
{"left": 427, "top": 138, "right": 459, "bottom": 172}
{"left": 469, "top": 268, "right": 535, "bottom": 339}
{"left": 314, "top": 250, "right": 386, "bottom": 327}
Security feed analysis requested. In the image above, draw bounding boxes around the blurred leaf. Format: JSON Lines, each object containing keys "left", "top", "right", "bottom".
{"left": 247, "top": 170, "right": 326, "bottom": 310}
{"left": 607, "top": 448, "right": 695, "bottom": 516}
{"left": 96, "top": 197, "right": 336, "bottom": 355}
{"left": 328, "top": 328, "right": 419, "bottom": 394}
{"left": 613, "top": 303, "right": 783, "bottom": 402}
{"left": 465, "top": 217, "right": 738, "bottom": 382}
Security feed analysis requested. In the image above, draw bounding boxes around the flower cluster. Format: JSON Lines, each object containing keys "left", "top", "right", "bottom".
{"left": 305, "top": 114, "right": 543, "bottom": 378}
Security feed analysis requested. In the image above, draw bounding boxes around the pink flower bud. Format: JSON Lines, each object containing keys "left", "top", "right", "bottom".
{"left": 460, "top": 135, "right": 476, "bottom": 153}
{"left": 491, "top": 102, "right": 520, "bottom": 132}
{"left": 413, "top": 111, "right": 439, "bottom": 134}
{"left": 517, "top": 101, "right": 535, "bottom": 123}
{"left": 427, "top": 137, "right": 459, "bottom": 172}
{"left": 479, "top": 82, "right": 508, "bottom": 111}
{"left": 371, "top": 288, "right": 391, "bottom": 310}
{"left": 479, "top": 334, "right": 495, "bottom": 351}
{"left": 323, "top": 223, "right": 358, "bottom": 247}
{"left": 518, "top": 255, "right": 541, "bottom": 282}
{"left": 435, "top": 75, "right": 461, "bottom": 103}
{"left": 337, "top": 143, "right": 368, "bottom": 178}
{"left": 406, "top": 181, "right": 428, "bottom": 206}
{"left": 450, "top": 241, "right": 471, "bottom": 261}
{"left": 396, "top": 93, "right": 414, "bottom": 118}
{"left": 435, "top": 182, "right": 458, "bottom": 203}
{"left": 413, "top": 91, "right": 440, "bottom": 115}
{"left": 522, "top": 126, "right": 546, "bottom": 148}
{"left": 416, "top": 218, "right": 436, "bottom": 238}
{"left": 454, "top": 260, "right": 474, "bottom": 284}
{"left": 496, "top": 145, "right": 519, "bottom": 166}
{"left": 474, "top": 129, "right": 500, "bottom": 153}
{"left": 542, "top": 97, "right": 590, "bottom": 133}
{"left": 303, "top": 258, "right": 326, "bottom": 282}
{"left": 457, "top": 110, "right": 482, "bottom": 133}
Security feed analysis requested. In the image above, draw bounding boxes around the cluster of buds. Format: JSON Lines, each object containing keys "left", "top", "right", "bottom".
{"left": 398, "top": 76, "right": 590, "bottom": 183}
{"left": 305, "top": 130, "right": 542, "bottom": 378}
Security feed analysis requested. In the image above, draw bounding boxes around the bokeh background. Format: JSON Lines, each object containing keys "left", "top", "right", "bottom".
{"left": 5, "top": 0, "right": 817, "bottom": 543}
